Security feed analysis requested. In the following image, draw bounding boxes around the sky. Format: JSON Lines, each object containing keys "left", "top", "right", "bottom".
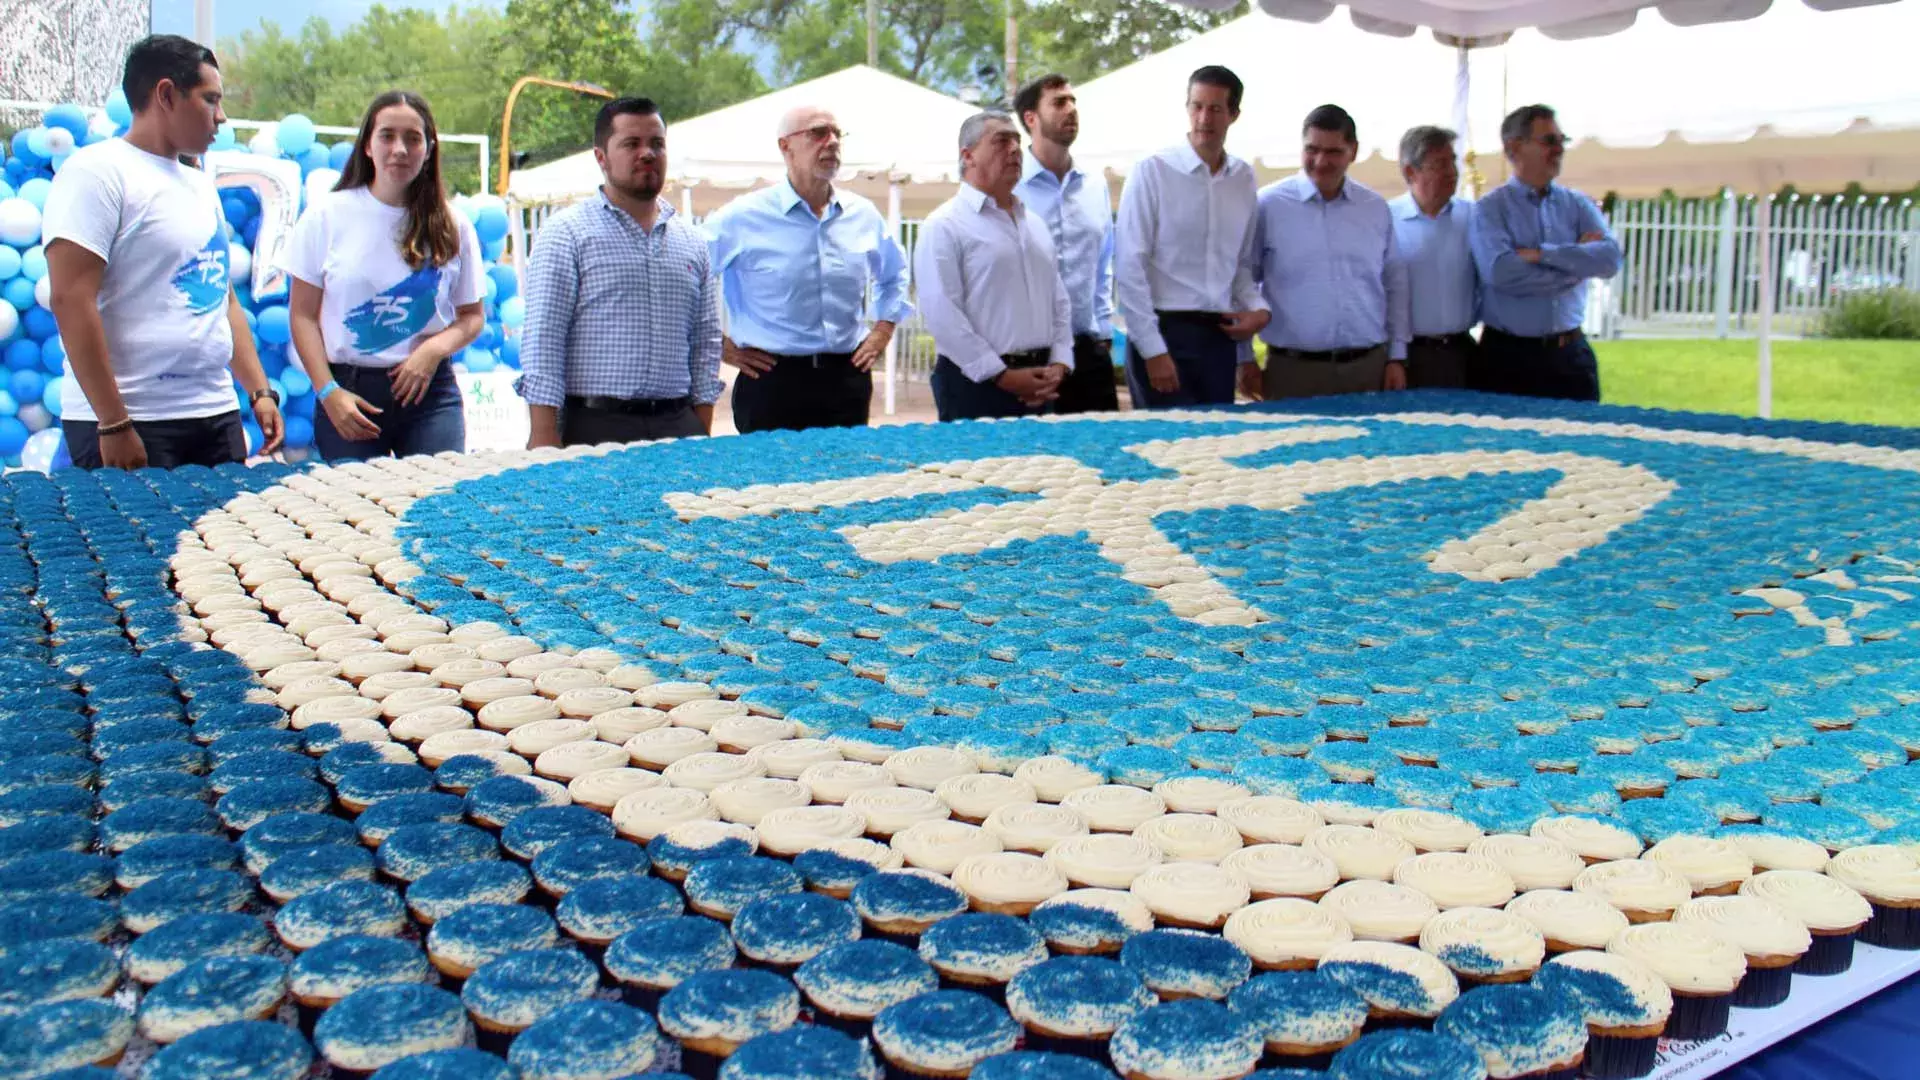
{"left": 150, "top": 0, "right": 501, "bottom": 41}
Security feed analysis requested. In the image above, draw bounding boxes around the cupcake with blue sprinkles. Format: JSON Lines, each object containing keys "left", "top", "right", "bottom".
{"left": 125, "top": 911, "right": 272, "bottom": 985}
{"left": 427, "top": 903, "right": 561, "bottom": 979}
{"left": 1109, "top": 997, "right": 1262, "bottom": 1080}
{"left": 650, "top": 820, "right": 761, "bottom": 882}
{"left": 556, "top": 875, "right": 685, "bottom": 949}
{"left": 1227, "top": 970, "right": 1367, "bottom": 1067}
{"left": 376, "top": 821, "right": 500, "bottom": 883}
{"left": 240, "top": 812, "right": 358, "bottom": 873}
{"left": 917, "top": 912, "right": 1048, "bottom": 997}
{"left": 136, "top": 954, "right": 287, "bottom": 1044}
{"left": 501, "top": 804, "right": 615, "bottom": 861}
{"left": 356, "top": 792, "right": 467, "bottom": 847}
{"left": 315, "top": 983, "right": 472, "bottom": 1077}
{"left": 1328, "top": 1029, "right": 1487, "bottom": 1080}
{"left": 369, "top": 1048, "right": 517, "bottom": 1080}
{"left": 464, "top": 774, "right": 571, "bottom": 830}
{"left": 531, "top": 834, "right": 649, "bottom": 897}
{"left": 604, "top": 915, "right": 738, "bottom": 1010}
{"left": 506, "top": 999, "right": 661, "bottom": 1080}
{"left": 1006, "top": 955, "right": 1155, "bottom": 1060}
{"left": 1533, "top": 951, "right": 1671, "bottom": 1080}
{"left": 260, "top": 843, "right": 378, "bottom": 903}
{"left": 686, "top": 855, "right": 804, "bottom": 921}
{"left": 290, "top": 935, "right": 435, "bottom": 1029}
{"left": 406, "top": 860, "right": 533, "bottom": 925}
{"left": 658, "top": 967, "right": 801, "bottom": 1079}
{"left": 731, "top": 891, "right": 861, "bottom": 969}
{"left": 461, "top": 947, "right": 601, "bottom": 1053}
{"left": 852, "top": 869, "right": 969, "bottom": 943}
{"left": 274, "top": 880, "right": 408, "bottom": 951}
{"left": 1120, "top": 928, "right": 1253, "bottom": 1001}
{"left": 972, "top": 1051, "right": 1118, "bottom": 1080}
{"left": 143, "top": 1020, "right": 314, "bottom": 1080}
{"left": 0, "top": 939, "right": 118, "bottom": 1016}
{"left": 718, "top": 1025, "right": 881, "bottom": 1080}
{"left": 1436, "top": 984, "right": 1587, "bottom": 1079}
{"left": 0, "top": 896, "right": 119, "bottom": 951}
{"left": 872, "top": 990, "right": 1020, "bottom": 1080}
{"left": 794, "top": 939, "right": 938, "bottom": 1038}
{"left": 0, "top": 998, "right": 133, "bottom": 1074}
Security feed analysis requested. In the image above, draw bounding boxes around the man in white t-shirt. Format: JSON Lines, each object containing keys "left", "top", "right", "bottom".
{"left": 43, "top": 34, "right": 283, "bottom": 470}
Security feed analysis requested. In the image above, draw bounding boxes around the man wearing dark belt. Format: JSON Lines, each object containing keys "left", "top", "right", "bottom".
{"left": 1013, "top": 74, "right": 1117, "bottom": 415}
{"left": 1113, "top": 65, "right": 1268, "bottom": 408}
{"left": 915, "top": 111, "right": 1073, "bottom": 422}
{"left": 1247, "top": 105, "right": 1408, "bottom": 402}
{"left": 518, "top": 98, "right": 721, "bottom": 447}
{"left": 1391, "top": 125, "right": 1479, "bottom": 389}
{"left": 1469, "top": 104, "right": 1621, "bottom": 402}
{"left": 706, "top": 105, "right": 911, "bottom": 433}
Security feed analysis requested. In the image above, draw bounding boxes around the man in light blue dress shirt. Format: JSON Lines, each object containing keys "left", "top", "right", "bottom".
{"left": 1249, "top": 104, "right": 1408, "bottom": 401}
{"left": 1389, "top": 125, "right": 1479, "bottom": 389}
{"left": 1013, "top": 74, "right": 1117, "bottom": 414}
{"left": 705, "top": 105, "right": 912, "bottom": 433}
{"left": 1469, "top": 103, "right": 1621, "bottom": 401}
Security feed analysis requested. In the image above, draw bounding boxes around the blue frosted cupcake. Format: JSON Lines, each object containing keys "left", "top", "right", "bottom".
{"left": 1109, "top": 998, "right": 1262, "bottom": 1080}
{"left": 1005, "top": 955, "right": 1155, "bottom": 1060}
{"left": 356, "top": 792, "right": 467, "bottom": 847}
{"left": 1328, "top": 1030, "right": 1488, "bottom": 1080}
{"left": 376, "top": 822, "right": 500, "bottom": 883}
{"left": 406, "top": 860, "right": 533, "bottom": 925}
{"left": 918, "top": 913, "right": 1048, "bottom": 997}
{"left": 143, "top": 1020, "right": 314, "bottom": 1080}
{"left": 531, "top": 835, "right": 649, "bottom": 898}
{"left": 973, "top": 1051, "right": 1117, "bottom": 1080}
{"left": 0, "top": 998, "right": 133, "bottom": 1074}
{"left": 605, "top": 915, "right": 737, "bottom": 1009}
{"left": 216, "top": 778, "right": 333, "bottom": 831}
{"left": 501, "top": 804, "right": 615, "bottom": 861}
{"left": 464, "top": 775, "right": 570, "bottom": 830}
{"left": 0, "top": 939, "right": 117, "bottom": 1016}
{"left": 1436, "top": 983, "right": 1587, "bottom": 1080}
{"left": 685, "top": 855, "right": 804, "bottom": 921}
{"left": 370, "top": 1048, "right": 516, "bottom": 1080}
{"left": 794, "top": 939, "right": 938, "bottom": 1037}
{"left": 136, "top": 954, "right": 287, "bottom": 1044}
{"left": 315, "top": 983, "right": 473, "bottom": 1076}
{"left": 1533, "top": 951, "right": 1671, "bottom": 1080}
{"left": 290, "top": 935, "right": 435, "bottom": 1028}
{"left": 1228, "top": 970, "right": 1368, "bottom": 1066}
{"left": 872, "top": 990, "right": 1020, "bottom": 1080}
{"left": 0, "top": 815, "right": 95, "bottom": 864}
{"left": 240, "top": 812, "right": 358, "bottom": 873}
{"left": 732, "top": 892, "right": 861, "bottom": 969}
{"left": 719, "top": 1025, "right": 881, "bottom": 1080}
{"left": 658, "top": 968, "right": 801, "bottom": 1077}
{"left": 274, "top": 881, "right": 407, "bottom": 952}
{"left": 428, "top": 903, "right": 562, "bottom": 979}
{"left": 651, "top": 820, "right": 761, "bottom": 882}
{"left": 507, "top": 999, "right": 661, "bottom": 1080}
{"left": 337, "top": 764, "right": 438, "bottom": 814}
{"left": 852, "top": 870, "right": 969, "bottom": 943}
{"left": 124, "top": 912, "right": 271, "bottom": 985}
{"left": 99, "top": 796, "right": 222, "bottom": 852}
{"left": 260, "top": 843, "right": 379, "bottom": 903}
{"left": 0, "top": 896, "right": 118, "bottom": 951}
{"left": 556, "top": 875, "right": 685, "bottom": 947}
{"left": 1119, "top": 929, "right": 1253, "bottom": 1002}
{"left": 109, "top": 834, "right": 237, "bottom": 892}
{"left": 461, "top": 948, "right": 601, "bottom": 1052}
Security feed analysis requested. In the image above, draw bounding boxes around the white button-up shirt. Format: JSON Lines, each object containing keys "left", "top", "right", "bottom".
{"left": 1113, "top": 140, "right": 1267, "bottom": 360}
{"left": 913, "top": 182, "right": 1073, "bottom": 384}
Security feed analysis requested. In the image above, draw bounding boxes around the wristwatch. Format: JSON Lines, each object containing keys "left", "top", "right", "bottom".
{"left": 250, "top": 387, "right": 281, "bottom": 407}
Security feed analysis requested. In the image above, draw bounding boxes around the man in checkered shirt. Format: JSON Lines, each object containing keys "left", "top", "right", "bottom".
{"left": 517, "top": 97, "right": 723, "bottom": 447}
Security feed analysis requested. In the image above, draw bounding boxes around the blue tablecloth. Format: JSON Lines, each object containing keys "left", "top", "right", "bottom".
{"left": 1731, "top": 970, "right": 1920, "bottom": 1079}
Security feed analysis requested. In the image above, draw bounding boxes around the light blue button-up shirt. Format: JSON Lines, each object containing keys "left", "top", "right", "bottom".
{"left": 1252, "top": 172, "right": 1409, "bottom": 360}
{"left": 1014, "top": 149, "right": 1114, "bottom": 339}
{"left": 704, "top": 179, "right": 912, "bottom": 355}
{"left": 1469, "top": 176, "right": 1621, "bottom": 337}
{"left": 1389, "top": 193, "right": 1479, "bottom": 337}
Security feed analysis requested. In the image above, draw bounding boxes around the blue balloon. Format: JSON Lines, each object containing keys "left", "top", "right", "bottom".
{"left": 499, "top": 337, "right": 520, "bottom": 369}
{"left": 472, "top": 324, "right": 497, "bottom": 351}
{"left": 463, "top": 349, "right": 497, "bottom": 373}
{"left": 23, "top": 307, "right": 56, "bottom": 341}
{"left": 283, "top": 414, "right": 314, "bottom": 450}
{"left": 40, "top": 334, "right": 64, "bottom": 373}
{"left": 0, "top": 417, "right": 26, "bottom": 456}
{"left": 242, "top": 419, "right": 263, "bottom": 455}
{"left": 0, "top": 390, "right": 13, "bottom": 415}
{"left": 298, "top": 145, "right": 329, "bottom": 176}
{"left": 487, "top": 264, "right": 519, "bottom": 302}
{"left": 222, "top": 195, "right": 253, "bottom": 228}
{"left": 17, "top": 178, "right": 51, "bottom": 211}
{"left": 0, "top": 246, "right": 19, "bottom": 279}
{"left": 20, "top": 245, "right": 47, "bottom": 281}
{"left": 498, "top": 295, "right": 526, "bottom": 329}
{"left": 0, "top": 181, "right": 12, "bottom": 202}
{"left": 277, "top": 114, "right": 317, "bottom": 156}
{"left": 328, "top": 142, "right": 353, "bottom": 171}
{"left": 106, "top": 90, "right": 132, "bottom": 128}
{"left": 3, "top": 279, "right": 33, "bottom": 312}
{"left": 280, "top": 366, "right": 312, "bottom": 397}
{"left": 39, "top": 375, "right": 61, "bottom": 416}
{"left": 254, "top": 305, "right": 291, "bottom": 345}
{"left": 43, "top": 104, "right": 89, "bottom": 139}
{"left": 11, "top": 369, "right": 44, "bottom": 404}
{"left": 24, "top": 129, "right": 53, "bottom": 161}
{"left": 481, "top": 238, "right": 506, "bottom": 264}
{"left": 474, "top": 205, "right": 509, "bottom": 244}
{"left": 10, "top": 131, "right": 40, "bottom": 166}
{"left": 211, "top": 123, "right": 237, "bottom": 152}
{"left": 5, "top": 339, "right": 37, "bottom": 371}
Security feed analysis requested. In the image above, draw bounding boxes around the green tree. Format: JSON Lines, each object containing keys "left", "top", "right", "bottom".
{"left": 1025, "top": 0, "right": 1244, "bottom": 83}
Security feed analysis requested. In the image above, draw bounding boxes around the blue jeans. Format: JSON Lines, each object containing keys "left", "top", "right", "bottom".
{"left": 314, "top": 361, "right": 466, "bottom": 461}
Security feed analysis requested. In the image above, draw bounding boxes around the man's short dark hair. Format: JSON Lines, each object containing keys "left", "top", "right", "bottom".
{"left": 1501, "top": 104, "right": 1557, "bottom": 146}
{"left": 1187, "top": 65, "right": 1243, "bottom": 114}
{"left": 1012, "top": 74, "right": 1071, "bottom": 135}
{"left": 1303, "top": 104, "right": 1357, "bottom": 144}
{"left": 123, "top": 34, "right": 217, "bottom": 112}
{"left": 594, "top": 97, "right": 660, "bottom": 149}
{"left": 1399, "top": 125, "right": 1457, "bottom": 170}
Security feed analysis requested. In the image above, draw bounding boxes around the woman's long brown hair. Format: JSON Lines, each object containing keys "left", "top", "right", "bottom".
{"left": 334, "top": 90, "right": 460, "bottom": 271}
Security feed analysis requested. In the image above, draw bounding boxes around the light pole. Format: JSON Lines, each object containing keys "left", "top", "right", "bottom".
{"left": 496, "top": 76, "right": 615, "bottom": 196}
{"left": 866, "top": 0, "right": 879, "bottom": 66}
{"left": 1004, "top": 0, "right": 1019, "bottom": 104}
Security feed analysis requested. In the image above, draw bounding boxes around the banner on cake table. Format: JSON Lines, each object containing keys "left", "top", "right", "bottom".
{"left": 456, "top": 369, "right": 530, "bottom": 452}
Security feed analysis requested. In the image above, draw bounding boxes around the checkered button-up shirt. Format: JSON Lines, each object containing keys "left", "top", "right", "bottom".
{"left": 516, "top": 192, "right": 723, "bottom": 408}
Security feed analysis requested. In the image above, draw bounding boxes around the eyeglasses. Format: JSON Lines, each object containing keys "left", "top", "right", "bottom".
{"left": 788, "top": 124, "right": 845, "bottom": 142}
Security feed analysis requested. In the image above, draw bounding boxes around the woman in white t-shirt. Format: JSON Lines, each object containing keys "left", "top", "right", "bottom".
{"left": 283, "top": 90, "right": 484, "bottom": 459}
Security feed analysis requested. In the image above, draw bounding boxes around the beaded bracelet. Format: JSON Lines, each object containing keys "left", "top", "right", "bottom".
{"left": 96, "top": 418, "right": 135, "bottom": 437}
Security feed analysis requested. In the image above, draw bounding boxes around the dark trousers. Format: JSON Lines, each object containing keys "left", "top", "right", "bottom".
{"left": 1263, "top": 345, "right": 1390, "bottom": 400}
{"left": 1126, "top": 312, "right": 1238, "bottom": 408}
{"left": 561, "top": 399, "right": 705, "bottom": 447}
{"left": 314, "top": 361, "right": 466, "bottom": 461}
{"left": 1476, "top": 327, "right": 1600, "bottom": 402}
{"left": 1407, "top": 334, "right": 1477, "bottom": 390}
{"left": 730, "top": 352, "right": 871, "bottom": 434}
{"left": 931, "top": 357, "right": 1050, "bottom": 422}
{"left": 1056, "top": 335, "right": 1119, "bottom": 415}
{"left": 64, "top": 410, "right": 245, "bottom": 470}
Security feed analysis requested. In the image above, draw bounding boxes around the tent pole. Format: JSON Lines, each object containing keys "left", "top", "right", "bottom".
{"left": 1756, "top": 191, "right": 1775, "bottom": 419}
{"left": 1453, "top": 44, "right": 1477, "bottom": 198}
{"left": 885, "top": 180, "right": 903, "bottom": 417}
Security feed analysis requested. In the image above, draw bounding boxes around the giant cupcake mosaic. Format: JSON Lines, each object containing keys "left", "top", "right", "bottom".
{"left": 8, "top": 391, "right": 1920, "bottom": 1080}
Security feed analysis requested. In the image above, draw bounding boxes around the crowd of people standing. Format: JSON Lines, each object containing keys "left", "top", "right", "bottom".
{"left": 43, "top": 35, "right": 1623, "bottom": 468}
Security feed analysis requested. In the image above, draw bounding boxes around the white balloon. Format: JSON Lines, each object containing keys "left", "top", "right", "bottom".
{"left": 89, "top": 113, "right": 117, "bottom": 139}
{"left": 43, "top": 128, "right": 75, "bottom": 155}
{"left": 33, "top": 275, "right": 50, "bottom": 310}
{"left": 0, "top": 198, "right": 41, "bottom": 247}
{"left": 248, "top": 125, "right": 280, "bottom": 156}
{"left": 0, "top": 305, "right": 16, "bottom": 341}
{"left": 19, "top": 427, "right": 62, "bottom": 473}
{"left": 16, "top": 403, "right": 50, "bottom": 432}
{"left": 228, "top": 243, "right": 252, "bottom": 284}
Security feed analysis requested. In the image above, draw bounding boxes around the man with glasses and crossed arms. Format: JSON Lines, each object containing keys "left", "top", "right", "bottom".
{"left": 705, "top": 106, "right": 911, "bottom": 433}
{"left": 1469, "top": 104, "right": 1620, "bottom": 401}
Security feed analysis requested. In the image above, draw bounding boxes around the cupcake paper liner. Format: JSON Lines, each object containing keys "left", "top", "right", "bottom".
{"left": 1666, "top": 991, "right": 1734, "bottom": 1041}
{"left": 1858, "top": 903, "right": 1920, "bottom": 950}
{"left": 1732, "top": 964, "right": 1794, "bottom": 1008}
{"left": 1583, "top": 1032, "right": 1660, "bottom": 1080}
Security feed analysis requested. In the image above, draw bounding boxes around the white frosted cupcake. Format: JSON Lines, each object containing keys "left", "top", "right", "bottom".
{"left": 1573, "top": 859, "right": 1692, "bottom": 923}
{"left": 1532, "top": 816, "right": 1643, "bottom": 864}
{"left": 1129, "top": 861, "right": 1250, "bottom": 930}
{"left": 1011, "top": 756, "right": 1104, "bottom": 802}
{"left": 891, "top": 819, "right": 1003, "bottom": 875}
{"left": 1673, "top": 894, "right": 1810, "bottom": 1007}
{"left": 1060, "top": 785, "right": 1167, "bottom": 833}
{"left": 1131, "top": 814, "right": 1243, "bottom": 864}
{"left": 1644, "top": 836, "right": 1753, "bottom": 896}
{"left": 1045, "top": 833, "right": 1163, "bottom": 890}
{"left": 1506, "top": 888, "right": 1630, "bottom": 953}
{"left": 1223, "top": 898, "right": 1352, "bottom": 971}
{"left": 844, "top": 786, "right": 951, "bottom": 839}
{"left": 1467, "top": 834, "right": 1586, "bottom": 891}
{"left": 1419, "top": 906, "right": 1545, "bottom": 984}
{"left": 1392, "top": 852, "right": 1517, "bottom": 910}
{"left": 1740, "top": 869, "right": 1873, "bottom": 975}
{"left": 1317, "top": 941, "right": 1460, "bottom": 1023}
{"left": 1607, "top": 922, "right": 1747, "bottom": 1040}
{"left": 1373, "top": 809, "right": 1483, "bottom": 854}
{"left": 951, "top": 852, "right": 1070, "bottom": 916}
{"left": 1215, "top": 796, "right": 1324, "bottom": 846}
{"left": 1317, "top": 880, "right": 1437, "bottom": 944}
{"left": 1302, "top": 824, "right": 1414, "bottom": 882}
{"left": 981, "top": 802, "right": 1088, "bottom": 854}
{"left": 1152, "top": 775, "right": 1250, "bottom": 813}
{"left": 1218, "top": 844, "right": 1339, "bottom": 901}
{"left": 934, "top": 773, "right": 1037, "bottom": 824}
{"left": 1824, "top": 844, "right": 1920, "bottom": 950}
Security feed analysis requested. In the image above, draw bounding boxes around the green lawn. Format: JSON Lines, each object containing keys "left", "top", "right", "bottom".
{"left": 1600, "top": 339, "right": 1920, "bottom": 428}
